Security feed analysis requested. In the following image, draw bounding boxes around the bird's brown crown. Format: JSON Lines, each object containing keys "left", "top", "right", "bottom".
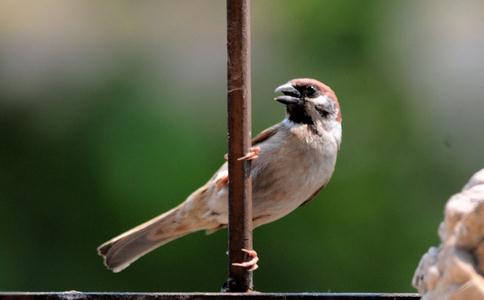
{"left": 289, "top": 78, "right": 341, "bottom": 122}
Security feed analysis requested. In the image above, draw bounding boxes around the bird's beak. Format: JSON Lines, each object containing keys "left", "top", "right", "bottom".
{"left": 274, "top": 83, "right": 303, "bottom": 106}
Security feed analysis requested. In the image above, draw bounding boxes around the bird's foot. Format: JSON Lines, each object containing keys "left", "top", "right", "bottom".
{"left": 224, "top": 146, "right": 261, "bottom": 161}
{"left": 232, "top": 248, "right": 259, "bottom": 271}
{"left": 238, "top": 146, "right": 261, "bottom": 161}
{"left": 224, "top": 146, "right": 260, "bottom": 161}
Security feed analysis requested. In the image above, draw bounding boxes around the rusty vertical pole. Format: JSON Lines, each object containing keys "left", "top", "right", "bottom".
{"left": 225, "top": 0, "right": 253, "bottom": 292}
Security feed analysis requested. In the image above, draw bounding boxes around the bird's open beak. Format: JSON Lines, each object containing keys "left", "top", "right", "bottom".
{"left": 274, "top": 83, "right": 303, "bottom": 106}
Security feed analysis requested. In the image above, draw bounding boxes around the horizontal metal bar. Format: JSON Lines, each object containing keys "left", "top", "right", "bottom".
{"left": 0, "top": 292, "right": 420, "bottom": 300}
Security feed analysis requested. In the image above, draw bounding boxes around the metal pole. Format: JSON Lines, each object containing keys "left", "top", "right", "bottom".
{"left": 225, "top": 0, "right": 253, "bottom": 292}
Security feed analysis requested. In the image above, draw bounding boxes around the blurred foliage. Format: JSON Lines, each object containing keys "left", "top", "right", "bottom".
{"left": 0, "top": 0, "right": 482, "bottom": 293}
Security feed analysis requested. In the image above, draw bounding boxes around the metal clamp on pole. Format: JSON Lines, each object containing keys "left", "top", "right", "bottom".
{"left": 224, "top": 0, "right": 253, "bottom": 293}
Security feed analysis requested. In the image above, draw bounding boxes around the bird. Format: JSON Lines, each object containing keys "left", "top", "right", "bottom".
{"left": 97, "top": 78, "right": 342, "bottom": 273}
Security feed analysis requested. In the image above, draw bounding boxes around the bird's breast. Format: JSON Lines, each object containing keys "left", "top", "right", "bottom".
{"left": 251, "top": 129, "right": 338, "bottom": 225}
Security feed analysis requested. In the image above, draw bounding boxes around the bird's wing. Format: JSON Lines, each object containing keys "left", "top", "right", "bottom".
{"left": 252, "top": 123, "right": 281, "bottom": 146}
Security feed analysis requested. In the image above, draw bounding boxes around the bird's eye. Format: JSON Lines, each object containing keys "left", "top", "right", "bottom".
{"left": 306, "top": 85, "right": 318, "bottom": 98}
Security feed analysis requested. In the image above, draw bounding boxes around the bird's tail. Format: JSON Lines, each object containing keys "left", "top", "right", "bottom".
{"left": 97, "top": 193, "right": 213, "bottom": 272}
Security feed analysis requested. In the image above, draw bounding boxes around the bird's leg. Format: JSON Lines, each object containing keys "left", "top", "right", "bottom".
{"left": 237, "top": 146, "right": 261, "bottom": 161}
{"left": 218, "top": 146, "right": 260, "bottom": 189}
{"left": 232, "top": 248, "right": 259, "bottom": 271}
{"left": 224, "top": 146, "right": 260, "bottom": 161}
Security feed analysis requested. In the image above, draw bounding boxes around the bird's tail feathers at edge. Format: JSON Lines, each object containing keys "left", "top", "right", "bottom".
{"left": 97, "top": 194, "right": 215, "bottom": 273}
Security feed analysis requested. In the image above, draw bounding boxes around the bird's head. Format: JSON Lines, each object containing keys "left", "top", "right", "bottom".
{"left": 274, "top": 78, "right": 342, "bottom": 127}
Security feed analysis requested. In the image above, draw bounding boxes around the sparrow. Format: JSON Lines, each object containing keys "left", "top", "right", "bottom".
{"left": 97, "top": 78, "right": 342, "bottom": 273}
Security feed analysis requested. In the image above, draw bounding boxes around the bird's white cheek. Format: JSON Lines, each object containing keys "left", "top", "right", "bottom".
{"left": 312, "top": 95, "right": 330, "bottom": 106}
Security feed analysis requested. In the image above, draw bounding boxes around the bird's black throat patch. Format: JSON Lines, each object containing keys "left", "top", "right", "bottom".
{"left": 287, "top": 104, "right": 314, "bottom": 125}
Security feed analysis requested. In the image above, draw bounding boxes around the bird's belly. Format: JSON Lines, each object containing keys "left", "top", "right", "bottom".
{"left": 205, "top": 140, "right": 337, "bottom": 228}
{"left": 251, "top": 146, "right": 336, "bottom": 226}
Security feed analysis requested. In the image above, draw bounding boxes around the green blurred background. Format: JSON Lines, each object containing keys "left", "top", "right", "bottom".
{"left": 1, "top": 0, "right": 484, "bottom": 293}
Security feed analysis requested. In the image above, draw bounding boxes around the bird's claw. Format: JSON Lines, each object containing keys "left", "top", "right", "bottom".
{"left": 224, "top": 146, "right": 260, "bottom": 161}
{"left": 238, "top": 146, "right": 261, "bottom": 161}
{"left": 232, "top": 248, "right": 259, "bottom": 271}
